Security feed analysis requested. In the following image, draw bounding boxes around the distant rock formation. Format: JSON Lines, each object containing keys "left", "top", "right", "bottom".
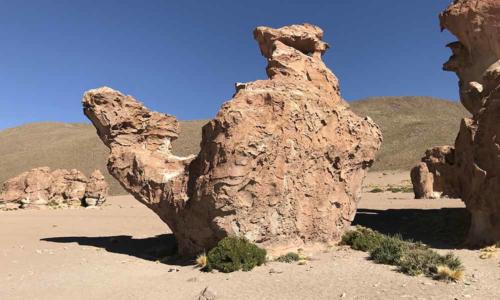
{"left": 411, "top": 0, "right": 500, "bottom": 245}
{"left": 410, "top": 146, "right": 459, "bottom": 199}
{"left": 83, "top": 24, "right": 382, "bottom": 256}
{"left": 0, "top": 167, "right": 108, "bottom": 209}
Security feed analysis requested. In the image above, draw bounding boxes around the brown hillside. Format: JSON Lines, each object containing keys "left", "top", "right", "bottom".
{"left": 0, "top": 97, "right": 468, "bottom": 195}
{"left": 0, "top": 120, "right": 206, "bottom": 195}
{"left": 350, "top": 96, "right": 468, "bottom": 171}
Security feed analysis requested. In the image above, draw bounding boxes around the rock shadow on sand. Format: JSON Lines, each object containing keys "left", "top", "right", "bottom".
{"left": 353, "top": 207, "right": 470, "bottom": 249}
{"left": 41, "top": 234, "right": 192, "bottom": 265}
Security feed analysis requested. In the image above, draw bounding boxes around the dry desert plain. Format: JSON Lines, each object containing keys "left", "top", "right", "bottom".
{"left": 1, "top": 171, "right": 499, "bottom": 300}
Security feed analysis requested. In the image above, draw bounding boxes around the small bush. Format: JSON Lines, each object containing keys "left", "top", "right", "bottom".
{"left": 369, "top": 235, "right": 406, "bottom": 265}
{"left": 398, "top": 247, "right": 441, "bottom": 276}
{"left": 398, "top": 248, "right": 461, "bottom": 276}
{"left": 342, "top": 227, "right": 464, "bottom": 281}
{"left": 369, "top": 187, "right": 384, "bottom": 193}
{"left": 340, "top": 227, "right": 386, "bottom": 252}
{"left": 205, "top": 237, "right": 266, "bottom": 273}
{"left": 276, "top": 252, "right": 300, "bottom": 263}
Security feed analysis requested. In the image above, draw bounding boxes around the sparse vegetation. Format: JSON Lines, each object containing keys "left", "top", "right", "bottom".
{"left": 276, "top": 252, "right": 300, "bottom": 263}
{"left": 368, "top": 185, "right": 413, "bottom": 193}
{"left": 47, "top": 200, "right": 60, "bottom": 207}
{"left": 369, "top": 187, "right": 384, "bottom": 193}
{"left": 479, "top": 245, "right": 498, "bottom": 259}
{"left": 387, "top": 186, "right": 414, "bottom": 193}
{"left": 204, "top": 237, "right": 267, "bottom": 273}
{"left": 341, "top": 227, "right": 464, "bottom": 281}
{"left": 369, "top": 235, "right": 407, "bottom": 264}
{"left": 341, "top": 227, "right": 386, "bottom": 252}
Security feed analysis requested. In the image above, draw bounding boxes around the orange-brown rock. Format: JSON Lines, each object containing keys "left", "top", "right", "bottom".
{"left": 412, "top": 0, "right": 500, "bottom": 245}
{"left": 410, "top": 146, "right": 459, "bottom": 199}
{"left": 0, "top": 167, "right": 109, "bottom": 209}
{"left": 84, "top": 170, "right": 109, "bottom": 206}
{"left": 83, "top": 24, "right": 382, "bottom": 256}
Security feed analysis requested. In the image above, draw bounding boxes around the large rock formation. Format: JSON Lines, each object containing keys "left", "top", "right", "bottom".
{"left": 411, "top": 0, "right": 500, "bottom": 244}
{"left": 0, "top": 167, "right": 108, "bottom": 209}
{"left": 410, "top": 146, "right": 459, "bottom": 199}
{"left": 83, "top": 24, "right": 382, "bottom": 256}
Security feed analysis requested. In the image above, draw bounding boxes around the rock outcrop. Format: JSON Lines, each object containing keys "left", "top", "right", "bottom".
{"left": 83, "top": 24, "right": 382, "bottom": 256}
{"left": 411, "top": 0, "right": 500, "bottom": 244}
{"left": 0, "top": 167, "right": 109, "bottom": 209}
{"left": 410, "top": 146, "right": 459, "bottom": 199}
{"left": 84, "top": 170, "right": 109, "bottom": 206}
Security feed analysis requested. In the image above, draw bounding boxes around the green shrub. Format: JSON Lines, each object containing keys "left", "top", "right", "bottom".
{"left": 369, "top": 235, "right": 407, "bottom": 265}
{"left": 387, "top": 186, "right": 414, "bottom": 193}
{"left": 341, "top": 227, "right": 386, "bottom": 252}
{"left": 400, "top": 186, "right": 414, "bottom": 193}
{"left": 437, "top": 253, "right": 463, "bottom": 271}
{"left": 341, "top": 227, "right": 464, "bottom": 281}
{"left": 205, "top": 237, "right": 266, "bottom": 273}
{"left": 369, "top": 187, "right": 384, "bottom": 193}
{"left": 276, "top": 252, "right": 300, "bottom": 263}
{"left": 398, "top": 247, "right": 441, "bottom": 276}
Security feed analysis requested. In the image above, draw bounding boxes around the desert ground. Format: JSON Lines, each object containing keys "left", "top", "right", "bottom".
{"left": 1, "top": 171, "right": 498, "bottom": 300}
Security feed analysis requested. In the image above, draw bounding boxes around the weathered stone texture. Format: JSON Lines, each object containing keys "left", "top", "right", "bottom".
{"left": 0, "top": 167, "right": 109, "bottom": 209}
{"left": 411, "top": 0, "right": 500, "bottom": 244}
{"left": 83, "top": 24, "right": 382, "bottom": 255}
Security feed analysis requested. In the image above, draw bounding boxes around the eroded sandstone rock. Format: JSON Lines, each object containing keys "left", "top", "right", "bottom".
{"left": 0, "top": 167, "right": 109, "bottom": 209}
{"left": 411, "top": 0, "right": 500, "bottom": 244}
{"left": 83, "top": 24, "right": 382, "bottom": 255}
{"left": 84, "top": 170, "right": 109, "bottom": 206}
{"left": 410, "top": 146, "right": 459, "bottom": 199}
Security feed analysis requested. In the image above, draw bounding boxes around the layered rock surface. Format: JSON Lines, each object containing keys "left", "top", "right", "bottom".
{"left": 83, "top": 24, "right": 382, "bottom": 255}
{"left": 411, "top": 0, "right": 500, "bottom": 244}
{"left": 0, "top": 167, "right": 108, "bottom": 209}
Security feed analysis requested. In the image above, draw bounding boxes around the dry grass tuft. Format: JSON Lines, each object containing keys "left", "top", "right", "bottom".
{"left": 435, "top": 265, "right": 464, "bottom": 282}
{"left": 479, "top": 245, "right": 497, "bottom": 259}
{"left": 196, "top": 253, "right": 208, "bottom": 268}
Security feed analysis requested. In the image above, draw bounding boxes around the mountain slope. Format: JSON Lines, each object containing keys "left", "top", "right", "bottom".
{"left": 0, "top": 120, "right": 206, "bottom": 195}
{"left": 350, "top": 96, "right": 468, "bottom": 171}
{"left": 0, "top": 96, "right": 468, "bottom": 195}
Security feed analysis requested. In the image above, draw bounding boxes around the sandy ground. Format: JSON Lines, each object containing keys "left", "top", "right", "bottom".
{"left": 1, "top": 172, "right": 499, "bottom": 300}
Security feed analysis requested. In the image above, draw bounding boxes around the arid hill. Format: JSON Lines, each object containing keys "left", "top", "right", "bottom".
{"left": 0, "top": 96, "right": 467, "bottom": 195}
{"left": 350, "top": 96, "right": 468, "bottom": 171}
{"left": 0, "top": 120, "right": 206, "bottom": 195}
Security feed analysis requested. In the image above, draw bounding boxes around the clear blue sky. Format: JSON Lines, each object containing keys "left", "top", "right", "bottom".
{"left": 0, "top": 0, "right": 458, "bottom": 129}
